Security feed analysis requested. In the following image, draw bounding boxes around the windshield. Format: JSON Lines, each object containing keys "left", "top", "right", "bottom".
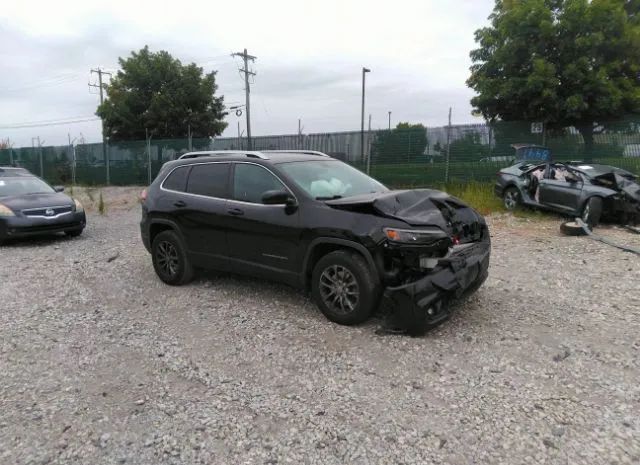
{"left": 0, "top": 177, "right": 55, "bottom": 197}
{"left": 278, "top": 160, "right": 388, "bottom": 199}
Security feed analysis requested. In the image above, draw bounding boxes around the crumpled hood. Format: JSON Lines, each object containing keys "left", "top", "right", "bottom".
{"left": 326, "top": 189, "right": 484, "bottom": 234}
{"left": 613, "top": 174, "right": 640, "bottom": 202}
{"left": 0, "top": 192, "right": 74, "bottom": 212}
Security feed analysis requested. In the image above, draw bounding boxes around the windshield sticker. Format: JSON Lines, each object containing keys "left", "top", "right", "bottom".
{"left": 577, "top": 165, "right": 593, "bottom": 169}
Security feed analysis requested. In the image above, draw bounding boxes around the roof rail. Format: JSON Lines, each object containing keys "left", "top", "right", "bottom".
{"left": 261, "top": 150, "right": 330, "bottom": 157}
{"left": 178, "top": 151, "right": 269, "bottom": 160}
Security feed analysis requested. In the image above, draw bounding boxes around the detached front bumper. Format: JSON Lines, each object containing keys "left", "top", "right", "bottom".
{"left": 0, "top": 212, "right": 86, "bottom": 240}
{"left": 382, "top": 239, "right": 491, "bottom": 335}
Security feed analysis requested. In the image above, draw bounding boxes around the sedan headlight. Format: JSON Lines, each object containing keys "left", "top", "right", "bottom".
{"left": 73, "top": 198, "right": 84, "bottom": 213}
{"left": 383, "top": 227, "right": 447, "bottom": 244}
{"left": 0, "top": 203, "right": 15, "bottom": 217}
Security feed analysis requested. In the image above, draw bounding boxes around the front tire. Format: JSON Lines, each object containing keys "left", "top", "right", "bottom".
{"left": 65, "top": 229, "right": 83, "bottom": 238}
{"left": 311, "top": 250, "right": 379, "bottom": 325}
{"left": 151, "top": 230, "right": 194, "bottom": 285}
{"left": 581, "top": 197, "right": 602, "bottom": 228}
{"left": 503, "top": 186, "right": 521, "bottom": 210}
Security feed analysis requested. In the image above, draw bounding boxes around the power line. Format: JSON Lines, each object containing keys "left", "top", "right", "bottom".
{"left": 231, "top": 48, "right": 256, "bottom": 150}
{"left": 0, "top": 75, "right": 83, "bottom": 94}
{"left": 0, "top": 116, "right": 100, "bottom": 129}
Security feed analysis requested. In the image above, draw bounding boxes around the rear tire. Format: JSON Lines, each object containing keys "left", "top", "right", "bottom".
{"left": 152, "top": 230, "right": 194, "bottom": 285}
{"left": 311, "top": 250, "right": 379, "bottom": 325}
{"left": 503, "top": 186, "right": 521, "bottom": 210}
{"left": 581, "top": 197, "right": 602, "bottom": 228}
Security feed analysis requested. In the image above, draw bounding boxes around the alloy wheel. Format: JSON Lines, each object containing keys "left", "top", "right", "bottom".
{"left": 319, "top": 265, "right": 360, "bottom": 315}
{"left": 504, "top": 190, "right": 518, "bottom": 210}
{"left": 156, "top": 240, "right": 179, "bottom": 277}
{"left": 582, "top": 203, "right": 590, "bottom": 223}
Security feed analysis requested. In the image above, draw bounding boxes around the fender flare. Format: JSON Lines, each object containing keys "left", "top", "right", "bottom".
{"left": 148, "top": 218, "right": 187, "bottom": 244}
{"left": 302, "top": 238, "right": 378, "bottom": 284}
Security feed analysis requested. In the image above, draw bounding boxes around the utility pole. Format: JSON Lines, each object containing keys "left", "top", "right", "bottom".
{"left": 361, "top": 67, "right": 371, "bottom": 165}
{"left": 237, "top": 121, "right": 242, "bottom": 149}
{"left": 445, "top": 107, "right": 452, "bottom": 185}
{"left": 388, "top": 111, "right": 392, "bottom": 130}
{"left": 231, "top": 49, "right": 256, "bottom": 150}
{"left": 298, "top": 119, "right": 304, "bottom": 149}
{"left": 146, "top": 129, "right": 152, "bottom": 185}
{"left": 68, "top": 133, "right": 77, "bottom": 186}
{"left": 89, "top": 68, "right": 112, "bottom": 183}
{"left": 31, "top": 137, "right": 43, "bottom": 177}
{"left": 366, "top": 113, "right": 372, "bottom": 174}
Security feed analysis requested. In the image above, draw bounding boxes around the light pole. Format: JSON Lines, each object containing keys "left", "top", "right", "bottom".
{"left": 360, "top": 67, "right": 370, "bottom": 166}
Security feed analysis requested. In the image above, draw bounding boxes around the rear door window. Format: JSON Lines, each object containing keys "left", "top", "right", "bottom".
{"left": 162, "top": 166, "right": 190, "bottom": 192}
{"left": 186, "top": 163, "right": 230, "bottom": 198}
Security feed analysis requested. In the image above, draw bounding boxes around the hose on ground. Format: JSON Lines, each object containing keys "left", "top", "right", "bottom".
{"left": 576, "top": 218, "right": 640, "bottom": 256}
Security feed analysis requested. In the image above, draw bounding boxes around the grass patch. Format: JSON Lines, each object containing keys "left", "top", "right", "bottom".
{"left": 438, "top": 181, "right": 505, "bottom": 216}
{"left": 98, "top": 191, "right": 106, "bottom": 215}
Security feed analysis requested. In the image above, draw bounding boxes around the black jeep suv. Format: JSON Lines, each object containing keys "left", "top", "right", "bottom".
{"left": 140, "top": 150, "right": 490, "bottom": 333}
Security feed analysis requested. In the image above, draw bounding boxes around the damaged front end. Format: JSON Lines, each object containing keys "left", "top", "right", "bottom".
{"left": 600, "top": 173, "right": 640, "bottom": 225}
{"left": 369, "top": 190, "right": 491, "bottom": 335}
{"left": 381, "top": 239, "right": 490, "bottom": 335}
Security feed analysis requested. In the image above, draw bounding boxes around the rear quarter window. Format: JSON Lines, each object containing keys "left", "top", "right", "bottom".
{"left": 162, "top": 166, "right": 190, "bottom": 192}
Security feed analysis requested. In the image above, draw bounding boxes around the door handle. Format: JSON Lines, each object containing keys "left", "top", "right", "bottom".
{"left": 174, "top": 200, "right": 186, "bottom": 208}
{"left": 227, "top": 207, "right": 244, "bottom": 216}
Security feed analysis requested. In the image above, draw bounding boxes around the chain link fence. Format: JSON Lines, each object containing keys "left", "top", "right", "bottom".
{"left": 2, "top": 119, "right": 639, "bottom": 187}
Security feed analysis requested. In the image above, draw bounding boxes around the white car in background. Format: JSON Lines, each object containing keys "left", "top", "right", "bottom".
{"left": 623, "top": 144, "right": 640, "bottom": 158}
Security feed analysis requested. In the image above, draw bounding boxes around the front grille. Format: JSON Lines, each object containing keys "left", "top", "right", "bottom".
{"left": 11, "top": 222, "right": 81, "bottom": 234}
{"left": 22, "top": 205, "right": 73, "bottom": 217}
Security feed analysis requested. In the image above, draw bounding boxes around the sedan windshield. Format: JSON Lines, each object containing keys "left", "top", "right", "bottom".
{"left": 0, "top": 177, "right": 55, "bottom": 197}
{"left": 278, "top": 160, "right": 388, "bottom": 199}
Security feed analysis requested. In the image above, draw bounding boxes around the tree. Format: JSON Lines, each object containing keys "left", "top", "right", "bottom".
{"left": 97, "top": 46, "right": 227, "bottom": 141}
{"left": 468, "top": 0, "right": 640, "bottom": 155}
{"left": 371, "top": 123, "right": 428, "bottom": 163}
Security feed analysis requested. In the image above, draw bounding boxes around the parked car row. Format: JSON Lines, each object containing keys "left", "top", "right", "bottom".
{"left": 4, "top": 148, "right": 639, "bottom": 333}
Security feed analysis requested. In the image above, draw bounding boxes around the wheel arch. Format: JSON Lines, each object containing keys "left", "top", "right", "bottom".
{"left": 503, "top": 182, "right": 523, "bottom": 195}
{"left": 579, "top": 193, "right": 608, "bottom": 211}
{"left": 149, "top": 218, "right": 186, "bottom": 246}
{"left": 302, "top": 238, "right": 378, "bottom": 290}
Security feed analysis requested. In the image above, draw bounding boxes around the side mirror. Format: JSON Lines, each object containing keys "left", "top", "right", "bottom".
{"left": 54, "top": 186, "right": 65, "bottom": 192}
{"left": 262, "top": 190, "right": 295, "bottom": 206}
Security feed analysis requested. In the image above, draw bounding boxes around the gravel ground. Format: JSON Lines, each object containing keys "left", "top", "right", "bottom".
{"left": 1, "top": 188, "right": 639, "bottom": 465}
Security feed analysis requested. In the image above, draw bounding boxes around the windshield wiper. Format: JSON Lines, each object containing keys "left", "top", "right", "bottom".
{"left": 316, "top": 195, "right": 343, "bottom": 200}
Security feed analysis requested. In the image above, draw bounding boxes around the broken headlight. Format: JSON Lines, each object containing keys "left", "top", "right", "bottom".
{"left": 383, "top": 227, "right": 447, "bottom": 244}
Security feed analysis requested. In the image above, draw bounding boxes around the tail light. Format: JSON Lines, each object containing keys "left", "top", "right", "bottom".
{"left": 140, "top": 188, "right": 147, "bottom": 203}
{"left": 452, "top": 235, "right": 460, "bottom": 246}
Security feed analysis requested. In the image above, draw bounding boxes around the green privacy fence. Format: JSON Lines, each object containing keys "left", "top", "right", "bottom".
{"left": 2, "top": 119, "right": 639, "bottom": 187}
{"left": 0, "top": 138, "right": 212, "bottom": 186}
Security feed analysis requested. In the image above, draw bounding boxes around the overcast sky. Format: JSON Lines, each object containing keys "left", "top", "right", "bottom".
{"left": 0, "top": 0, "right": 494, "bottom": 147}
